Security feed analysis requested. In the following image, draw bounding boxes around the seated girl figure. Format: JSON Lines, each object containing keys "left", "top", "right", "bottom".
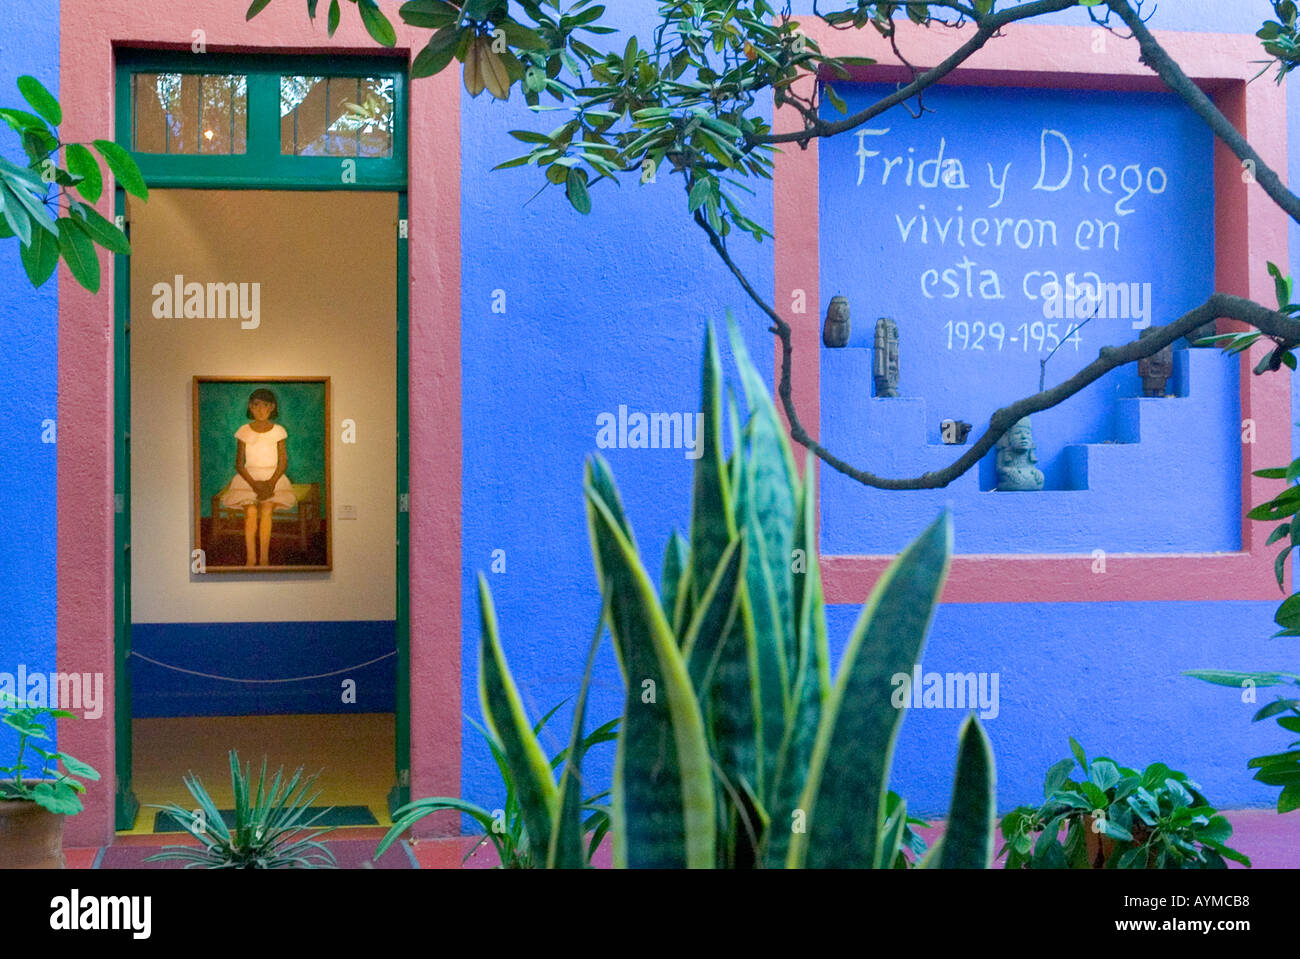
{"left": 221, "top": 388, "right": 296, "bottom": 566}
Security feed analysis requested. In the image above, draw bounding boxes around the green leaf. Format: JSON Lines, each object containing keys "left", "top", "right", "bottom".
{"left": 357, "top": 0, "right": 397, "bottom": 46}
{"left": 246, "top": 0, "right": 274, "bottom": 19}
{"left": 0, "top": 107, "right": 49, "bottom": 132}
{"left": 19, "top": 225, "right": 59, "bottom": 286}
{"left": 0, "top": 185, "right": 33, "bottom": 247}
{"left": 1069, "top": 737, "right": 1088, "bottom": 772}
{"left": 790, "top": 510, "right": 953, "bottom": 868}
{"left": 69, "top": 203, "right": 130, "bottom": 255}
{"left": 412, "top": 23, "right": 462, "bottom": 77}
{"left": 548, "top": 610, "right": 604, "bottom": 868}
{"left": 3, "top": 179, "right": 56, "bottom": 238}
{"left": 1089, "top": 759, "right": 1121, "bottom": 793}
{"left": 32, "top": 780, "right": 83, "bottom": 815}
{"left": 565, "top": 167, "right": 591, "bottom": 215}
{"left": 936, "top": 716, "right": 996, "bottom": 869}
{"left": 64, "top": 144, "right": 103, "bottom": 203}
{"left": 91, "top": 140, "right": 148, "bottom": 200}
{"left": 660, "top": 529, "right": 689, "bottom": 631}
{"left": 328, "top": 0, "right": 341, "bottom": 35}
{"left": 1186, "top": 669, "right": 1296, "bottom": 688}
{"left": 689, "top": 324, "right": 737, "bottom": 614}
{"left": 399, "top": 0, "right": 459, "bottom": 29}
{"left": 476, "top": 574, "right": 559, "bottom": 858}
{"left": 17, "top": 76, "right": 61, "bottom": 127}
{"left": 762, "top": 452, "right": 828, "bottom": 868}
{"left": 57, "top": 217, "right": 100, "bottom": 292}
{"left": 585, "top": 464, "right": 715, "bottom": 868}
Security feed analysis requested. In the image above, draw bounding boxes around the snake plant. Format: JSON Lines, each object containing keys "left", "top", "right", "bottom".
{"left": 465, "top": 314, "right": 995, "bottom": 868}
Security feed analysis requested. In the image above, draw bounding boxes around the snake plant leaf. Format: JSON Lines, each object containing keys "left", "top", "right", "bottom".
{"left": 878, "top": 795, "right": 910, "bottom": 870}
{"left": 682, "top": 534, "right": 745, "bottom": 690}
{"left": 764, "top": 453, "right": 828, "bottom": 867}
{"left": 586, "top": 454, "right": 637, "bottom": 677}
{"left": 548, "top": 608, "right": 606, "bottom": 868}
{"left": 586, "top": 482, "right": 715, "bottom": 868}
{"left": 733, "top": 443, "right": 789, "bottom": 802}
{"left": 936, "top": 716, "right": 996, "bottom": 869}
{"left": 661, "top": 529, "right": 689, "bottom": 633}
{"left": 690, "top": 323, "right": 737, "bottom": 612}
{"left": 477, "top": 573, "right": 559, "bottom": 857}
{"left": 789, "top": 510, "right": 953, "bottom": 869}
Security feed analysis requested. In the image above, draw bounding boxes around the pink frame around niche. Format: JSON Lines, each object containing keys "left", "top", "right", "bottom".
{"left": 773, "top": 19, "right": 1290, "bottom": 605}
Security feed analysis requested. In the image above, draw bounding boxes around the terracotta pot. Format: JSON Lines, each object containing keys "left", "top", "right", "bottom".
{"left": 0, "top": 796, "right": 66, "bottom": 868}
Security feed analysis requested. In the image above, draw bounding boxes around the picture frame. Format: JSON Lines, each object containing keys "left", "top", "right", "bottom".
{"left": 192, "top": 376, "right": 332, "bottom": 572}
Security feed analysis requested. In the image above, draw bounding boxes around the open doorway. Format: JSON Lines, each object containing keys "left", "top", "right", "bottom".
{"left": 121, "top": 189, "right": 400, "bottom": 834}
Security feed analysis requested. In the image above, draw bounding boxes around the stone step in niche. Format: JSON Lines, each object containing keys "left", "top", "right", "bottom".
{"left": 818, "top": 344, "right": 1241, "bottom": 554}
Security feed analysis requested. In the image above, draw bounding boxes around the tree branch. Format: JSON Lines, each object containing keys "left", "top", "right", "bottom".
{"left": 754, "top": 0, "right": 1081, "bottom": 147}
{"left": 698, "top": 201, "right": 1294, "bottom": 489}
{"left": 1105, "top": 0, "right": 1300, "bottom": 225}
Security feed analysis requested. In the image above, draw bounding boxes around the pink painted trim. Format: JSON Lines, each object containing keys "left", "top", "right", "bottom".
{"left": 58, "top": 1, "right": 462, "bottom": 846}
{"left": 772, "top": 20, "right": 1289, "bottom": 605}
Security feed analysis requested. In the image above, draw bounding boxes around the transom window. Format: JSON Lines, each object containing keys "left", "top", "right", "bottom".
{"left": 118, "top": 53, "right": 406, "bottom": 190}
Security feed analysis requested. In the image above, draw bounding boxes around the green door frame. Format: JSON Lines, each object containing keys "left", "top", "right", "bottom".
{"left": 112, "top": 51, "right": 411, "bottom": 828}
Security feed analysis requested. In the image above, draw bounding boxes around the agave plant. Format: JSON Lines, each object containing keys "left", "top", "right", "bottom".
{"left": 374, "top": 698, "right": 618, "bottom": 868}
{"left": 145, "top": 750, "right": 337, "bottom": 868}
{"left": 452, "top": 314, "right": 995, "bottom": 869}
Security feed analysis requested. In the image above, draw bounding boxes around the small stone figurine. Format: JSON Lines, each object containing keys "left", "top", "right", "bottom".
{"left": 995, "top": 417, "right": 1045, "bottom": 491}
{"left": 822, "top": 295, "right": 851, "bottom": 348}
{"left": 1138, "top": 328, "right": 1173, "bottom": 397}
{"left": 873, "top": 317, "right": 900, "bottom": 397}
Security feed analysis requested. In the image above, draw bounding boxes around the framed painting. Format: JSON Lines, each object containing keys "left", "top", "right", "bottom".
{"left": 192, "top": 376, "right": 332, "bottom": 572}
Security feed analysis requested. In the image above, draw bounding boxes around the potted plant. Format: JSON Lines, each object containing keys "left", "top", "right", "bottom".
{"left": 999, "top": 738, "right": 1250, "bottom": 869}
{"left": 145, "top": 750, "right": 337, "bottom": 868}
{"left": 0, "top": 692, "right": 100, "bottom": 868}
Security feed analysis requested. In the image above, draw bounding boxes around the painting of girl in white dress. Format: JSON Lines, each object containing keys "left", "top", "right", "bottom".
{"left": 193, "top": 377, "right": 331, "bottom": 571}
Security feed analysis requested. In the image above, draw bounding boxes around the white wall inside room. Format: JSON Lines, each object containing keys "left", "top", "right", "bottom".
{"left": 129, "top": 190, "right": 397, "bottom": 622}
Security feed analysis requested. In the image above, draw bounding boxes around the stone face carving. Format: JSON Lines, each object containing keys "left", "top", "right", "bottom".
{"left": 822, "top": 295, "right": 850, "bottom": 348}
{"left": 1138, "top": 327, "right": 1173, "bottom": 397}
{"left": 941, "top": 419, "right": 973, "bottom": 445}
{"left": 996, "top": 416, "right": 1045, "bottom": 491}
{"left": 873, "top": 317, "right": 899, "bottom": 397}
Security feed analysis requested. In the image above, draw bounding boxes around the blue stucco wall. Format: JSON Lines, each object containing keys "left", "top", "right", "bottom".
{"left": 0, "top": 0, "right": 59, "bottom": 763}
{"left": 459, "top": 0, "right": 1300, "bottom": 823}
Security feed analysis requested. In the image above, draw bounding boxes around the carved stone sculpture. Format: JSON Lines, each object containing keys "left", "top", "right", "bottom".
{"left": 1138, "top": 327, "right": 1173, "bottom": 397}
{"left": 873, "top": 317, "right": 899, "bottom": 397}
{"left": 822, "top": 295, "right": 850, "bottom": 348}
{"left": 996, "top": 416, "right": 1045, "bottom": 491}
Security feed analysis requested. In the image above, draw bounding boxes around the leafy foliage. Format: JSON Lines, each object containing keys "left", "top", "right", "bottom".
{"left": 0, "top": 691, "right": 100, "bottom": 815}
{"left": 435, "top": 315, "right": 991, "bottom": 868}
{"left": 1258, "top": 0, "right": 1300, "bottom": 82}
{"left": 251, "top": 0, "right": 888, "bottom": 235}
{"left": 144, "top": 750, "right": 337, "bottom": 868}
{"left": 1186, "top": 670, "right": 1300, "bottom": 815}
{"left": 374, "top": 701, "right": 618, "bottom": 867}
{"left": 0, "top": 75, "right": 141, "bottom": 292}
{"left": 1000, "top": 739, "right": 1250, "bottom": 869}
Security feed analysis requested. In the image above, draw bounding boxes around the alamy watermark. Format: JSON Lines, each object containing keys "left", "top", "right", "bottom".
{"left": 151, "top": 274, "right": 261, "bottom": 329}
{"left": 1038, "top": 272, "right": 1153, "bottom": 329}
{"left": 891, "top": 665, "right": 1000, "bottom": 720}
{"left": 1, "top": 667, "right": 103, "bottom": 719}
{"left": 596, "top": 405, "right": 704, "bottom": 460}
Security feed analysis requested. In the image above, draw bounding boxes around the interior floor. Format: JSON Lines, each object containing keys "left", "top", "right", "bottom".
{"left": 122, "top": 713, "right": 395, "bottom": 836}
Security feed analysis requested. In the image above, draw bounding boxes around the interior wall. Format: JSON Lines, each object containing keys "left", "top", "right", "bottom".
{"left": 129, "top": 189, "right": 397, "bottom": 623}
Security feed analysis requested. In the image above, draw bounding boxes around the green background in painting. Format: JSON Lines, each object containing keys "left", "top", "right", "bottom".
{"left": 196, "top": 380, "right": 327, "bottom": 518}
